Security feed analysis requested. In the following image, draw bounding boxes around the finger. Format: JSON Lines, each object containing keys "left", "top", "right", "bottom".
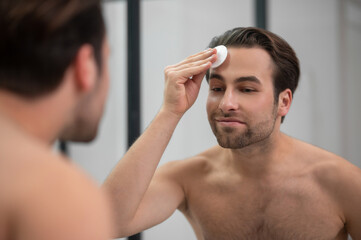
{"left": 171, "top": 54, "right": 216, "bottom": 72}
{"left": 185, "top": 48, "right": 216, "bottom": 62}
{"left": 164, "top": 55, "right": 215, "bottom": 82}
{"left": 164, "top": 49, "right": 215, "bottom": 73}
{"left": 185, "top": 48, "right": 212, "bottom": 59}
{"left": 180, "top": 48, "right": 215, "bottom": 65}
{"left": 170, "top": 48, "right": 216, "bottom": 69}
{"left": 174, "top": 61, "right": 212, "bottom": 84}
{"left": 192, "top": 69, "right": 208, "bottom": 87}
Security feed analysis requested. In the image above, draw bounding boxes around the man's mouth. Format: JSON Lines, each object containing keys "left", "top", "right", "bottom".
{"left": 215, "top": 117, "right": 245, "bottom": 127}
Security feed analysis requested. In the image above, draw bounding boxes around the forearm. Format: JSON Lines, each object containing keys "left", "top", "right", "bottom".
{"left": 103, "top": 48, "right": 216, "bottom": 236}
{"left": 102, "top": 108, "right": 181, "bottom": 229}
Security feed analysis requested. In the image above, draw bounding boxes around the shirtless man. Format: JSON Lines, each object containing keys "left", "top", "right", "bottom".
{"left": 104, "top": 27, "right": 361, "bottom": 240}
{"left": 0, "top": 0, "right": 216, "bottom": 239}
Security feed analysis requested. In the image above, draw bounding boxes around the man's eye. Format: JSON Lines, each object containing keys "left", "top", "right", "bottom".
{"left": 241, "top": 88, "right": 254, "bottom": 93}
{"left": 211, "top": 87, "right": 223, "bottom": 92}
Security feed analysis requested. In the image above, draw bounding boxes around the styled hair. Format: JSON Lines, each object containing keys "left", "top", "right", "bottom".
{"left": 0, "top": 0, "right": 105, "bottom": 98}
{"left": 206, "top": 27, "right": 300, "bottom": 123}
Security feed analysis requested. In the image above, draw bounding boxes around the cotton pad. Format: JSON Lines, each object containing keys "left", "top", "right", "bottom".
{"left": 211, "top": 45, "right": 228, "bottom": 68}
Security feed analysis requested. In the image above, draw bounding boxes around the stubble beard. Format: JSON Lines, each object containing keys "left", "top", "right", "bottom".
{"left": 59, "top": 116, "right": 99, "bottom": 143}
{"left": 59, "top": 83, "right": 104, "bottom": 143}
{"left": 210, "top": 105, "right": 278, "bottom": 149}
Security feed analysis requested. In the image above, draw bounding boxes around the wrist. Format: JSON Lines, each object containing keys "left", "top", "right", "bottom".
{"left": 158, "top": 106, "right": 184, "bottom": 123}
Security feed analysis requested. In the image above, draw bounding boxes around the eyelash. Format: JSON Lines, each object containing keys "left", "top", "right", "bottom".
{"left": 210, "top": 87, "right": 255, "bottom": 93}
{"left": 211, "top": 87, "right": 224, "bottom": 92}
{"left": 241, "top": 88, "right": 255, "bottom": 93}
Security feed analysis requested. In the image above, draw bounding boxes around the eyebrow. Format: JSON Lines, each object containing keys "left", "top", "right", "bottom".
{"left": 209, "top": 73, "right": 261, "bottom": 85}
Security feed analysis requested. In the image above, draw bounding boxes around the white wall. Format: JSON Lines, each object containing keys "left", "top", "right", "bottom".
{"left": 270, "top": 0, "right": 361, "bottom": 167}
{"left": 69, "top": 0, "right": 361, "bottom": 239}
{"left": 270, "top": 0, "right": 342, "bottom": 154}
{"left": 340, "top": 0, "right": 361, "bottom": 166}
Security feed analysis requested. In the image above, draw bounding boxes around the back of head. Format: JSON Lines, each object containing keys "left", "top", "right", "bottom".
{"left": 206, "top": 27, "right": 300, "bottom": 122}
{"left": 0, "top": 0, "right": 105, "bottom": 98}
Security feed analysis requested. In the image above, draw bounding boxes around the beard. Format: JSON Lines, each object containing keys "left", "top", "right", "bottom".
{"left": 59, "top": 87, "right": 105, "bottom": 143}
{"left": 59, "top": 116, "right": 100, "bottom": 143}
{"left": 209, "top": 105, "right": 278, "bottom": 149}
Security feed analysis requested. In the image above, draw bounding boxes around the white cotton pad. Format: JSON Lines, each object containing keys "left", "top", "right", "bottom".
{"left": 211, "top": 45, "right": 228, "bottom": 68}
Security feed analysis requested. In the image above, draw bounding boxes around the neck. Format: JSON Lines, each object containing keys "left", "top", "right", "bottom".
{"left": 223, "top": 129, "right": 291, "bottom": 177}
{"left": 0, "top": 90, "right": 71, "bottom": 145}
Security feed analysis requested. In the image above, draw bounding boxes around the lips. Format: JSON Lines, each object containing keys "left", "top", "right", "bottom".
{"left": 216, "top": 117, "right": 243, "bottom": 123}
{"left": 215, "top": 117, "right": 245, "bottom": 126}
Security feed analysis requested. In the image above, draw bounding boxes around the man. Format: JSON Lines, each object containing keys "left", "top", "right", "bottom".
{"left": 0, "top": 0, "right": 216, "bottom": 239}
{"left": 104, "top": 27, "right": 361, "bottom": 239}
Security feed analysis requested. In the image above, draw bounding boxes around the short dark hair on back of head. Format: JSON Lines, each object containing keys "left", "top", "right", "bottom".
{"left": 206, "top": 27, "right": 300, "bottom": 123}
{"left": 0, "top": 0, "right": 105, "bottom": 98}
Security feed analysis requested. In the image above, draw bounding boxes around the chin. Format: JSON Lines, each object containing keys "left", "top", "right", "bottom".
{"left": 77, "top": 133, "right": 98, "bottom": 143}
{"left": 217, "top": 140, "right": 247, "bottom": 149}
{"left": 215, "top": 133, "right": 255, "bottom": 149}
{"left": 59, "top": 126, "right": 99, "bottom": 143}
{"left": 76, "top": 128, "right": 99, "bottom": 143}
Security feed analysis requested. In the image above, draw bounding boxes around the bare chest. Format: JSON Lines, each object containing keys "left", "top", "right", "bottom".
{"left": 183, "top": 176, "right": 346, "bottom": 240}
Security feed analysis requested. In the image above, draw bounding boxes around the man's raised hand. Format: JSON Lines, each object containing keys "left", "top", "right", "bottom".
{"left": 162, "top": 48, "right": 217, "bottom": 117}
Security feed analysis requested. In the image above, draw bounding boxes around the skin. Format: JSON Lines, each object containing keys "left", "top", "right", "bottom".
{"left": 0, "top": 34, "right": 217, "bottom": 239}
{"left": 104, "top": 48, "right": 217, "bottom": 237}
{"left": 0, "top": 40, "right": 113, "bottom": 239}
{"left": 105, "top": 47, "right": 361, "bottom": 240}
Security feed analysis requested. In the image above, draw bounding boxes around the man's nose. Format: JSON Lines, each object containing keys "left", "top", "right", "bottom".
{"left": 219, "top": 89, "right": 238, "bottom": 112}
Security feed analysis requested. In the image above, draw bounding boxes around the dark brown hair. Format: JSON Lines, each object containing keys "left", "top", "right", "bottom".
{"left": 206, "top": 27, "right": 300, "bottom": 123}
{"left": 0, "top": 0, "right": 105, "bottom": 98}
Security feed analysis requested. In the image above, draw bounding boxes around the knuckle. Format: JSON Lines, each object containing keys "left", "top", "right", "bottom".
{"left": 164, "top": 66, "right": 172, "bottom": 75}
{"left": 164, "top": 65, "right": 171, "bottom": 72}
{"left": 167, "top": 71, "right": 177, "bottom": 79}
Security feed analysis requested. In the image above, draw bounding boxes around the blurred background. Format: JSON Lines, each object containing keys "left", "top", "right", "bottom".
{"left": 65, "top": 0, "right": 361, "bottom": 239}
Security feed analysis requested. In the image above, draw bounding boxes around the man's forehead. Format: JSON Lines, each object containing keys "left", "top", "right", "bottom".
{"left": 226, "top": 47, "right": 273, "bottom": 67}
{"left": 209, "top": 47, "right": 274, "bottom": 83}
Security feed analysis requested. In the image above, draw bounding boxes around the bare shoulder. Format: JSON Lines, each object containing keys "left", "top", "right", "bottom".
{"left": 155, "top": 146, "right": 223, "bottom": 188}
{"left": 0, "top": 137, "right": 112, "bottom": 239}
{"left": 291, "top": 137, "right": 361, "bottom": 199}
{"left": 157, "top": 146, "right": 222, "bottom": 180}
{"left": 295, "top": 139, "right": 361, "bottom": 181}
{"left": 154, "top": 147, "right": 221, "bottom": 212}
{"left": 292, "top": 139, "right": 361, "bottom": 238}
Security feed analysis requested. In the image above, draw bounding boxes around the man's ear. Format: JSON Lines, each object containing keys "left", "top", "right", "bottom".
{"left": 278, "top": 89, "right": 292, "bottom": 118}
{"left": 73, "top": 44, "right": 97, "bottom": 93}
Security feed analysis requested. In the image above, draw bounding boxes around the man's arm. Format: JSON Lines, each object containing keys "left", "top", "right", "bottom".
{"left": 114, "top": 160, "right": 187, "bottom": 236}
{"left": 103, "top": 49, "right": 216, "bottom": 237}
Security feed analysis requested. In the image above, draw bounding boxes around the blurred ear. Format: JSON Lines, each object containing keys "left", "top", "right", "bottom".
{"left": 73, "top": 44, "right": 97, "bottom": 93}
{"left": 278, "top": 89, "right": 292, "bottom": 118}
